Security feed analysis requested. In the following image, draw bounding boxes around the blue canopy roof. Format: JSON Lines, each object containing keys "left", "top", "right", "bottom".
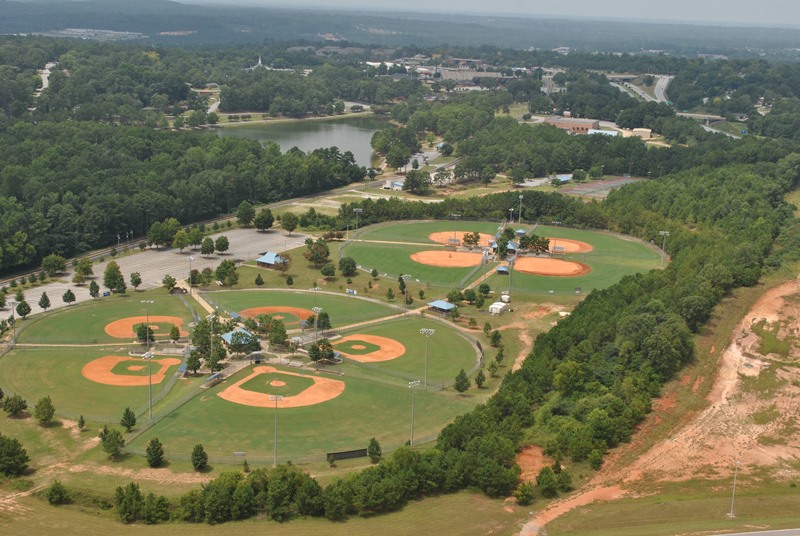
{"left": 515, "top": 229, "right": 526, "bottom": 235}
{"left": 496, "top": 266, "right": 510, "bottom": 274}
{"left": 221, "top": 327, "right": 257, "bottom": 345}
{"left": 428, "top": 299, "right": 456, "bottom": 311}
{"left": 255, "top": 252, "right": 285, "bottom": 265}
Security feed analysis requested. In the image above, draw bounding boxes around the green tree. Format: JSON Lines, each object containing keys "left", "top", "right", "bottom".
{"left": 186, "top": 350, "right": 202, "bottom": 375}
{"left": 75, "top": 258, "right": 94, "bottom": 279}
{"left": 130, "top": 272, "right": 142, "bottom": 290}
{"left": 3, "top": 394, "right": 27, "bottom": 416}
{"left": 281, "top": 212, "right": 299, "bottom": 235}
{"left": 102, "top": 428, "right": 125, "bottom": 460}
{"left": 15, "top": 300, "right": 31, "bottom": 319}
{"left": 515, "top": 481, "right": 536, "bottom": 506}
{"left": 490, "top": 330, "right": 502, "bottom": 347}
{"left": 62, "top": 288, "right": 75, "bottom": 306}
{"left": 475, "top": 368, "right": 486, "bottom": 388}
{"left": 191, "top": 443, "right": 208, "bottom": 471}
{"left": 146, "top": 437, "right": 164, "bottom": 467}
{"left": 371, "top": 268, "right": 379, "bottom": 279}
{"left": 488, "top": 360, "right": 499, "bottom": 377}
{"left": 172, "top": 229, "right": 190, "bottom": 252}
{"left": 454, "top": 369, "right": 470, "bottom": 393}
{"left": 215, "top": 236, "right": 230, "bottom": 255}
{"left": 170, "top": 324, "right": 180, "bottom": 342}
{"left": 304, "top": 238, "right": 330, "bottom": 266}
{"left": 201, "top": 237, "right": 215, "bottom": 257}
{"left": 33, "top": 395, "right": 55, "bottom": 425}
{"left": 386, "top": 288, "right": 395, "bottom": 301}
{"left": 115, "top": 482, "right": 143, "bottom": 523}
{"left": 268, "top": 318, "right": 288, "bottom": 346}
{"left": 253, "top": 208, "right": 275, "bottom": 231}
{"left": 188, "top": 227, "right": 204, "bottom": 250}
{"left": 236, "top": 201, "right": 256, "bottom": 227}
{"left": 103, "top": 261, "right": 124, "bottom": 292}
{"left": 338, "top": 256, "right": 357, "bottom": 277}
{"left": 367, "top": 437, "right": 382, "bottom": 463}
{"left": 536, "top": 467, "right": 558, "bottom": 498}
{"left": 46, "top": 480, "right": 70, "bottom": 505}
{"left": 162, "top": 274, "right": 177, "bottom": 292}
{"left": 255, "top": 273, "right": 264, "bottom": 286}
{"left": 89, "top": 280, "right": 100, "bottom": 298}
{"left": 41, "top": 254, "right": 67, "bottom": 276}
{"left": 316, "top": 311, "right": 331, "bottom": 330}
{"left": 78, "top": 415, "right": 85, "bottom": 430}
{"left": 120, "top": 407, "right": 137, "bottom": 432}
{"left": 135, "top": 323, "right": 154, "bottom": 344}
{"left": 38, "top": 291, "right": 51, "bottom": 310}
{"left": 495, "top": 346, "right": 505, "bottom": 364}
{"left": 321, "top": 262, "right": 336, "bottom": 279}
{"left": 0, "top": 433, "right": 30, "bottom": 476}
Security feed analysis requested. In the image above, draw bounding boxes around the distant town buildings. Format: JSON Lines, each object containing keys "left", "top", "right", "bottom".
{"left": 544, "top": 117, "right": 600, "bottom": 134}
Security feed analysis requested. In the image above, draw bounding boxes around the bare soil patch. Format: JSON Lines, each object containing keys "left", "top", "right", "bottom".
{"left": 239, "top": 306, "right": 314, "bottom": 324}
{"left": 81, "top": 356, "right": 181, "bottom": 386}
{"left": 217, "top": 365, "right": 344, "bottom": 408}
{"left": 547, "top": 238, "right": 594, "bottom": 253}
{"left": 333, "top": 334, "right": 406, "bottom": 362}
{"left": 428, "top": 231, "right": 495, "bottom": 247}
{"left": 514, "top": 257, "right": 591, "bottom": 277}
{"left": 410, "top": 250, "right": 483, "bottom": 268}
{"left": 104, "top": 315, "right": 188, "bottom": 339}
{"left": 517, "top": 445, "right": 553, "bottom": 482}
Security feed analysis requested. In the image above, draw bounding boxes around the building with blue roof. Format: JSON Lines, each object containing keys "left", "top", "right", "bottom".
{"left": 256, "top": 252, "right": 286, "bottom": 268}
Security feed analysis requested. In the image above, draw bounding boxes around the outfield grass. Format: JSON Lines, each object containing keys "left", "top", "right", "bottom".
{"left": 0, "top": 346, "right": 179, "bottom": 422}
{"left": 336, "top": 316, "right": 478, "bottom": 388}
{"left": 351, "top": 222, "right": 659, "bottom": 294}
{"left": 203, "top": 288, "right": 397, "bottom": 327}
{"left": 126, "top": 362, "right": 476, "bottom": 463}
{"left": 17, "top": 288, "right": 194, "bottom": 344}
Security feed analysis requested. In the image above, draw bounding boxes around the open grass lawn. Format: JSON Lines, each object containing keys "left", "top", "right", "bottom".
{"left": 359, "top": 220, "right": 508, "bottom": 244}
{"left": 350, "top": 222, "right": 658, "bottom": 293}
{"left": 546, "top": 477, "right": 800, "bottom": 536}
{"left": 126, "top": 362, "right": 476, "bottom": 463}
{"left": 204, "top": 288, "right": 397, "bottom": 326}
{"left": 0, "top": 346, "right": 179, "bottom": 422}
{"left": 17, "top": 288, "right": 194, "bottom": 344}
{"left": 336, "top": 316, "right": 479, "bottom": 388}
{"left": 2, "top": 490, "right": 528, "bottom": 536}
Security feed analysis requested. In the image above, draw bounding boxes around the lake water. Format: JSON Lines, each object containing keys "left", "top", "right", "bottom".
{"left": 215, "top": 115, "right": 389, "bottom": 167}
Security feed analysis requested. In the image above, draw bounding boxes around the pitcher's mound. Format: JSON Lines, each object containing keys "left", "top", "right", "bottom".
{"left": 514, "top": 257, "right": 591, "bottom": 277}
{"left": 411, "top": 250, "right": 483, "bottom": 268}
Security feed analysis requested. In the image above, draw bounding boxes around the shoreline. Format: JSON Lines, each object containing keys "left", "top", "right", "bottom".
{"left": 213, "top": 110, "right": 377, "bottom": 129}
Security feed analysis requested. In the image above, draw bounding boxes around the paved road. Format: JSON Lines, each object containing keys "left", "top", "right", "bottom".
{"left": 5, "top": 228, "right": 307, "bottom": 320}
{"left": 654, "top": 75, "right": 673, "bottom": 103}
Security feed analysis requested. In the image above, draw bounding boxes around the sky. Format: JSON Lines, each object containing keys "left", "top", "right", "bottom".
{"left": 182, "top": 0, "right": 800, "bottom": 28}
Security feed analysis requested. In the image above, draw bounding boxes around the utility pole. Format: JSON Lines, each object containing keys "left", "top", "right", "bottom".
{"left": 409, "top": 380, "right": 420, "bottom": 446}
{"left": 659, "top": 230, "right": 670, "bottom": 267}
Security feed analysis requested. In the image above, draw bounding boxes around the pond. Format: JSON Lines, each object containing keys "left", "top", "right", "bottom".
{"left": 214, "top": 115, "right": 389, "bottom": 167}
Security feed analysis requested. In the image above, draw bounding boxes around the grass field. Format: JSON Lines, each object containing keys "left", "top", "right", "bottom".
{"left": 203, "top": 288, "right": 398, "bottom": 326}
{"left": 0, "top": 346, "right": 179, "bottom": 422}
{"left": 349, "top": 221, "right": 659, "bottom": 294}
{"left": 17, "top": 288, "right": 194, "bottom": 344}
{"left": 0, "top": 491, "right": 528, "bottom": 536}
{"left": 335, "top": 316, "right": 479, "bottom": 388}
{"left": 126, "top": 361, "right": 476, "bottom": 463}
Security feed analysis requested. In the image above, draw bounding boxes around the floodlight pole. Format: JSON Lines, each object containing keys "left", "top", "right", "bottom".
{"left": 449, "top": 213, "right": 460, "bottom": 241}
{"left": 269, "top": 394, "right": 284, "bottom": 467}
{"left": 353, "top": 208, "right": 363, "bottom": 240}
{"left": 10, "top": 300, "right": 16, "bottom": 349}
{"left": 206, "top": 312, "right": 216, "bottom": 375}
{"left": 509, "top": 208, "right": 514, "bottom": 224}
{"left": 312, "top": 306, "right": 323, "bottom": 343}
{"left": 409, "top": 380, "right": 420, "bottom": 446}
{"left": 550, "top": 221, "right": 561, "bottom": 254}
{"left": 518, "top": 195, "right": 524, "bottom": 224}
{"left": 659, "top": 230, "right": 670, "bottom": 267}
{"left": 188, "top": 256, "right": 194, "bottom": 288}
{"left": 420, "top": 328, "right": 435, "bottom": 389}
{"left": 310, "top": 287, "right": 321, "bottom": 308}
{"left": 728, "top": 460, "right": 740, "bottom": 518}
{"left": 143, "top": 351, "right": 154, "bottom": 420}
